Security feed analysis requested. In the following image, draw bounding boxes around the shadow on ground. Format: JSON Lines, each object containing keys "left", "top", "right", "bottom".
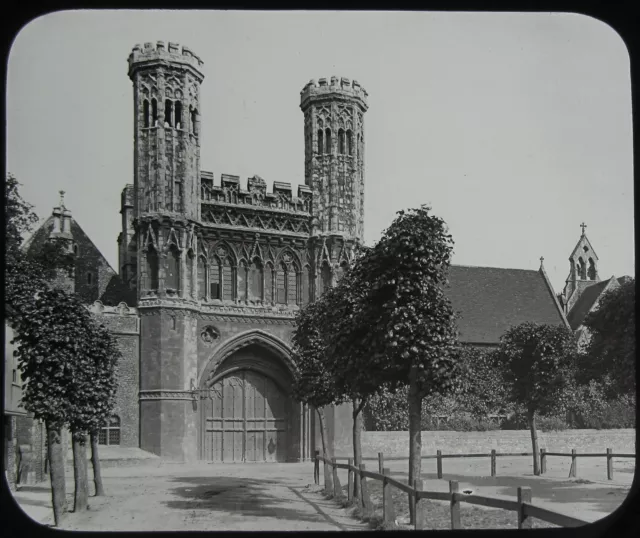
{"left": 164, "top": 475, "right": 365, "bottom": 530}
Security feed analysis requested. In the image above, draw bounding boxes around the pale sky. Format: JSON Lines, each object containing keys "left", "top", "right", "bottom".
{"left": 6, "top": 10, "right": 635, "bottom": 294}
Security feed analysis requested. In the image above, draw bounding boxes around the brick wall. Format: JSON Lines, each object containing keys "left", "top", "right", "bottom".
{"left": 5, "top": 416, "right": 17, "bottom": 491}
{"left": 336, "top": 429, "right": 637, "bottom": 457}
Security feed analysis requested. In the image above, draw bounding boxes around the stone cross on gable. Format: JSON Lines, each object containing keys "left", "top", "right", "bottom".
{"left": 580, "top": 222, "right": 587, "bottom": 235}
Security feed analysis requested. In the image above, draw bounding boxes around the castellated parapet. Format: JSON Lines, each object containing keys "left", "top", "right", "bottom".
{"left": 128, "top": 41, "right": 204, "bottom": 79}
{"left": 300, "top": 77, "right": 368, "bottom": 110}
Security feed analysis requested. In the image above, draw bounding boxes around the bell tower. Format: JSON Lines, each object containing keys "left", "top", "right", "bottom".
{"left": 300, "top": 77, "right": 368, "bottom": 297}
{"left": 560, "top": 223, "right": 600, "bottom": 313}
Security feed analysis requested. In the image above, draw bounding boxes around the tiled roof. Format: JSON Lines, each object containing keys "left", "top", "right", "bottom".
{"left": 566, "top": 279, "right": 612, "bottom": 330}
{"left": 446, "top": 265, "right": 567, "bottom": 345}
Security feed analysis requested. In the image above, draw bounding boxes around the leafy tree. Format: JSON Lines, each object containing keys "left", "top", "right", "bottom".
{"left": 6, "top": 176, "right": 118, "bottom": 518}
{"left": 6, "top": 175, "right": 74, "bottom": 324}
{"left": 581, "top": 278, "right": 635, "bottom": 397}
{"left": 457, "top": 346, "right": 511, "bottom": 419}
{"left": 495, "top": 322, "right": 577, "bottom": 475}
{"left": 330, "top": 205, "right": 461, "bottom": 513}
{"left": 292, "top": 293, "right": 344, "bottom": 494}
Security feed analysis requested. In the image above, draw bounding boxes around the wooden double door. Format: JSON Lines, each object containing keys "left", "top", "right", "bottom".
{"left": 201, "top": 370, "right": 289, "bottom": 462}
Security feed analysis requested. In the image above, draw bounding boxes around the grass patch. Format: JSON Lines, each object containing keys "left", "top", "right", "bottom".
{"left": 361, "top": 478, "right": 560, "bottom": 530}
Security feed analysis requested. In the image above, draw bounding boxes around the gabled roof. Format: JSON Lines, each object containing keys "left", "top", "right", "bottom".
{"left": 446, "top": 265, "right": 568, "bottom": 345}
{"left": 566, "top": 276, "right": 619, "bottom": 330}
{"left": 22, "top": 215, "right": 135, "bottom": 307}
{"left": 570, "top": 233, "right": 599, "bottom": 260}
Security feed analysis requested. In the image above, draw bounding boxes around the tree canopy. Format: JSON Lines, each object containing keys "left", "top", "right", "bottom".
{"left": 581, "top": 278, "right": 635, "bottom": 397}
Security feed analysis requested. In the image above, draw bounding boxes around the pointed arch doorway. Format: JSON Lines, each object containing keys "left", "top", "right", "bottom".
{"left": 198, "top": 333, "right": 301, "bottom": 463}
{"left": 201, "top": 369, "right": 288, "bottom": 462}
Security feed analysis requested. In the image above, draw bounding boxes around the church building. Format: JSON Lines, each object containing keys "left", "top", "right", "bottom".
{"left": 18, "top": 41, "right": 606, "bottom": 465}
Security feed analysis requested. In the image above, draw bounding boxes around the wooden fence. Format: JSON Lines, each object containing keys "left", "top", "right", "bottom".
{"left": 331, "top": 447, "right": 635, "bottom": 481}
{"left": 314, "top": 451, "right": 590, "bottom": 530}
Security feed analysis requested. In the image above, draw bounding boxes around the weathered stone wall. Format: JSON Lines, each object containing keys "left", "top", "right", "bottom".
{"left": 336, "top": 429, "right": 637, "bottom": 457}
{"left": 90, "top": 302, "right": 140, "bottom": 448}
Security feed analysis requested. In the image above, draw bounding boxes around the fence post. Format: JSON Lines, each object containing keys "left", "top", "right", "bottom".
{"left": 449, "top": 480, "right": 461, "bottom": 530}
{"left": 332, "top": 458, "right": 342, "bottom": 499}
{"left": 517, "top": 487, "right": 532, "bottom": 529}
{"left": 607, "top": 448, "right": 613, "bottom": 481}
{"left": 314, "top": 450, "right": 320, "bottom": 485}
{"left": 540, "top": 448, "right": 546, "bottom": 475}
{"left": 378, "top": 452, "right": 385, "bottom": 474}
{"left": 359, "top": 464, "right": 373, "bottom": 519}
{"left": 569, "top": 449, "right": 577, "bottom": 478}
{"left": 414, "top": 478, "right": 427, "bottom": 530}
{"left": 347, "top": 458, "right": 354, "bottom": 502}
{"left": 437, "top": 450, "right": 443, "bottom": 479}
{"left": 382, "top": 468, "right": 396, "bottom": 526}
{"left": 490, "top": 449, "right": 496, "bottom": 477}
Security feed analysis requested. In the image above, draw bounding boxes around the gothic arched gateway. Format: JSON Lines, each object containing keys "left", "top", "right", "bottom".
{"left": 197, "top": 332, "right": 302, "bottom": 462}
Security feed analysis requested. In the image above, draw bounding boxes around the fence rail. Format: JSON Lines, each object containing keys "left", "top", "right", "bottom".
{"left": 314, "top": 451, "right": 596, "bottom": 530}
{"left": 334, "top": 447, "right": 635, "bottom": 480}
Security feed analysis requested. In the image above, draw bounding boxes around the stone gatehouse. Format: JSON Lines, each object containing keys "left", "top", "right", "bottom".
{"left": 20, "top": 40, "right": 610, "bottom": 466}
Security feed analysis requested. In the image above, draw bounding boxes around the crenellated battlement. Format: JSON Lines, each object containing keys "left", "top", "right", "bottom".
{"left": 300, "top": 76, "right": 368, "bottom": 109}
{"left": 128, "top": 41, "right": 204, "bottom": 78}
{"left": 200, "top": 172, "right": 312, "bottom": 214}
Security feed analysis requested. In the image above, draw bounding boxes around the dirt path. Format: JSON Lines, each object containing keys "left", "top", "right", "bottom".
{"left": 57, "top": 463, "right": 369, "bottom": 532}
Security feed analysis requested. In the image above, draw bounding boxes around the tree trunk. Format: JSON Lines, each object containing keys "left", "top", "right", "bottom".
{"left": 408, "top": 371, "right": 423, "bottom": 524}
{"left": 90, "top": 431, "right": 105, "bottom": 496}
{"left": 316, "top": 407, "right": 334, "bottom": 494}
{"left": 46, "top": 422, "right": 67, "bottom": 526}
{"left": 72, "top": 433, "right": 89, "bottom": 512}
{"left": 528, "top": 408, "right": 540, "bottom": 476}
{"left": 352, "top": 399, "right": 364, "bottom": 499}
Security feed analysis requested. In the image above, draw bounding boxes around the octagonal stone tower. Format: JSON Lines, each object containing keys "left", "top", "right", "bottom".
{"left": 128, "top": 41, "right": 204, "bottom": 221}
{"left": 300, "top": 77, "right": 368, "bottom": 298}
{"left": 300, "top": 76, "right": 368, "bottom": 239}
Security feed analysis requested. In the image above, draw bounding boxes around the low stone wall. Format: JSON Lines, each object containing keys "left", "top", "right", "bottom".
{"left": 336, "top": 429, "right": 636, "bottom": 457}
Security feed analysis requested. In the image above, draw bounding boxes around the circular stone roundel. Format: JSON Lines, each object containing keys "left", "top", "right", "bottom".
{"left": 201, "top": 325, "right": 220, "bottom": 345}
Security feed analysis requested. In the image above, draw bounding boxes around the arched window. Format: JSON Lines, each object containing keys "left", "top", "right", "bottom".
{"left": 174, "top": 181, "right": 183, "bottom": 212}
{"left": 197, "top": 256, "right": 207, "bottom": 301}
{"left": 347, "top": 130, "right": 353, "bottom": 155}
{"left": 164, "top": 99, "right": 173, "bottom": 127}
{"left": 264, "top": 263, "right": 274, "bottom": 303}
{"left": 287, "top": 266, "right": 298, "bottom": 305}
{"left": 210, "top": 257, "right": 222, "bottom": 300}
{"left": 146, "top": 246, "right": 159, "bottom": 291}
{"left": 276, "top": 263, "right": 287, "bottom": 304}
{"left": 237, "top": 261, "right": 248, "bottom": 302}
{"left": 301, "top": 265, "right": 311, "bottom": 305}
{"left": 86, "top": 272, "right": 93, "bottom": 285}
{"left": 325, "top": 129, "right": 332, "bottom": 154}
{"left": 185, "top": 251, "right": 194, "bottom": 297}
{"left": 151, "top": 98, "right": 158, "bottom": 126}
{"left": 338, "top": 129, "right": 345, "bottom": 154}
{"left": 190, "top": 107, "right": 198, "bottom": 135}
{"left": 588, "top": 258, "right": 597, "bottom": 280}
{"left": 174, "top": 101, "right": 182, "bottom": 129}
{"left": 98, "top": 416, "right": 120, "bottom": 446}
{"left": 143, "top": 99, "right": 150, "bottom": 128}
{"left": 578, "top": 257, "right": 587, "bottom": 280}
{"left": 222, "top": 258, "right": 234, "bottom": 301}
{"left": 166, "top": 246, "right": 180, "bottom": 290}
{"left": 248, "top": 258, "right": 263, "bottom": 302}
{"left": 317, "top": 129, "right": 324, "bottom": 154}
